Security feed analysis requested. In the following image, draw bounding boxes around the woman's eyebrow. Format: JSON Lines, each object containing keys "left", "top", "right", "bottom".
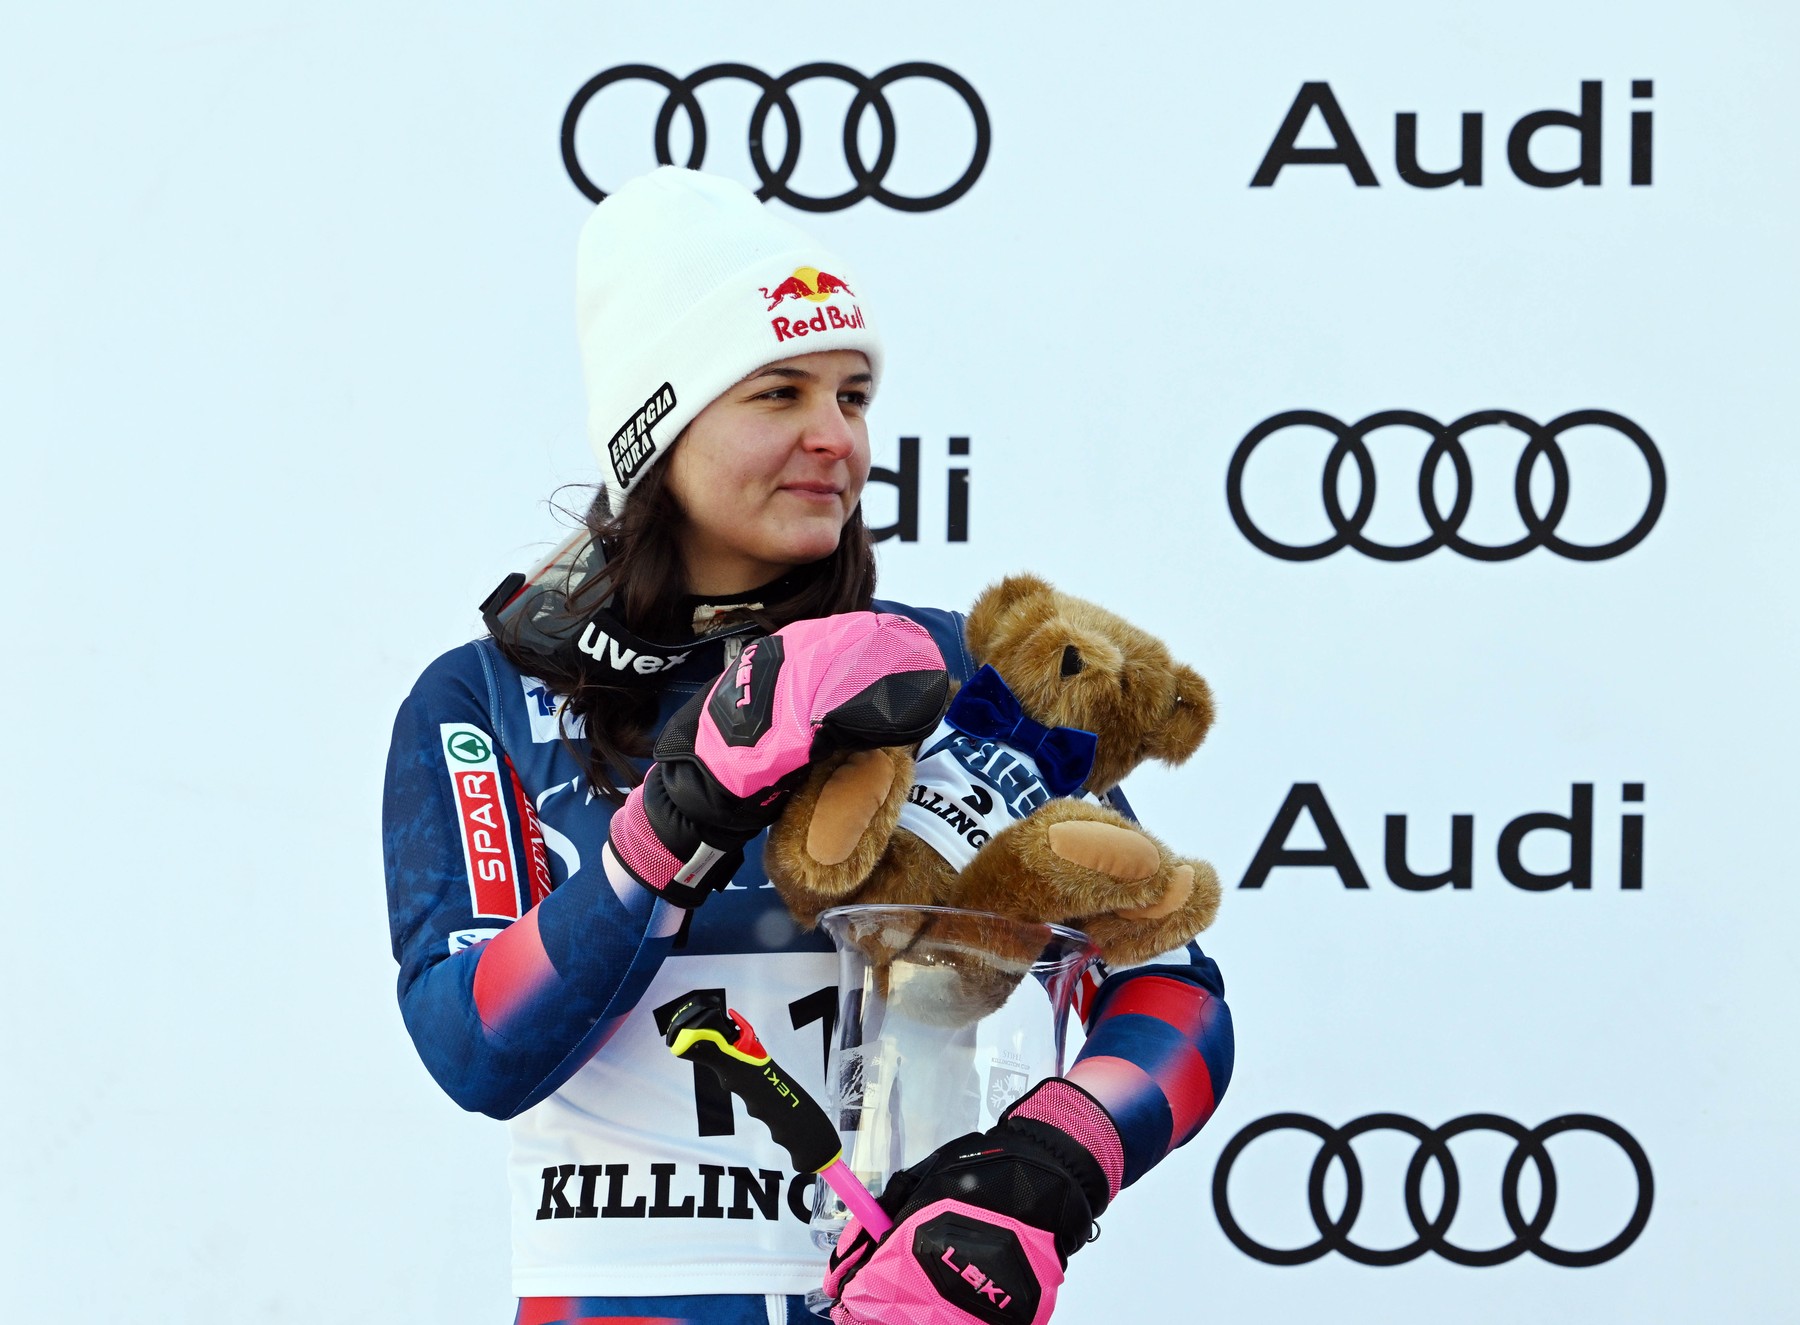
{"left": 740, "top": 367, "right": 873, "bottom": 387}
{"left": 742, "top": 366, "right": 813, "bottom": 384}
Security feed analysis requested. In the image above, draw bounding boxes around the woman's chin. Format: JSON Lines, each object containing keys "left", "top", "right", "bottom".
{"left": 767, "top": 524, "right": 844, "bottom": 567}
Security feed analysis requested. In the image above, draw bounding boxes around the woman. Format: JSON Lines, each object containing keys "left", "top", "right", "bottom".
{"left": 383, "top": 168, "right": 1233, "bottom": 1325}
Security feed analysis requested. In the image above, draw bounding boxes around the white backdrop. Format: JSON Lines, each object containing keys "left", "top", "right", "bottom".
{"left": 5, "top": 2, "right": 1797, "bottom": 1321}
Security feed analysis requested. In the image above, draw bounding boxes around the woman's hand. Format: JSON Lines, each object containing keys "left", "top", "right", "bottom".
{"left": 605, "top": 611, "right": 949, "bottom": 907}
{"left": 822, "top": 1078, "right": 1124, "bottom": 1325}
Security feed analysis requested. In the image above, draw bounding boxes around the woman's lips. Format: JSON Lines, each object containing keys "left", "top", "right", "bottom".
{"left": 779, "top": 481, "right": 843, "bottom": 502}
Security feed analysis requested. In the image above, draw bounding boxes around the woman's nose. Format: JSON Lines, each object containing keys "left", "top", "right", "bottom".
{"left": 801, "top": 398, "right": 858, "bottom": 458}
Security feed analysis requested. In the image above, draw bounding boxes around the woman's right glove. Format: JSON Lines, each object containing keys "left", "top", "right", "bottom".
{"left": 604, "top": 611, "right": 949, "bottom": 908}
{"left": 823, "top": 1078, "right": 1126, "bottom": 1325}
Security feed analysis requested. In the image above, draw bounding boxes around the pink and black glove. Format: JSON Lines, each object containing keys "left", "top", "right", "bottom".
{"left": 824, "top": 1079, "right": 1125, "bottom": 1325}
{"left": 605, "top": 612, "right": 949, "bottom": 908}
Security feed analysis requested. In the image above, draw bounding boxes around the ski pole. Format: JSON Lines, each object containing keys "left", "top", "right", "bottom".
{"left": 663, "top": 990, "right": 893, "bottom": 1239}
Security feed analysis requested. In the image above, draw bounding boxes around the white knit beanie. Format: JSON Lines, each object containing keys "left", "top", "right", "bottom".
{"left": 576, "top": 167, "right": 883, "bottom": 505}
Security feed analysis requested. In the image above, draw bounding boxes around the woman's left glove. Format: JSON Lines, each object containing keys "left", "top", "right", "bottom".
{"left": 823, "top": 1079, "right": 1125, "bottom": 1325}
{"left": 605, "top": 612, "right": 949, "bottom": 908}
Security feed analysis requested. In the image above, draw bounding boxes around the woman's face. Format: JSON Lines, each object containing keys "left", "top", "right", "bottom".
{"left": 664, "top": 348, "right": 873, "bottom": 595}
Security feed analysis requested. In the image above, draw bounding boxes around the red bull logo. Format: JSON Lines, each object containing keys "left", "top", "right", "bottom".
{"left": 759, "top": 266, "right": 856, "bottom": 310}
{"left": 759, "top": 265, "right": 865, "bottom": 343}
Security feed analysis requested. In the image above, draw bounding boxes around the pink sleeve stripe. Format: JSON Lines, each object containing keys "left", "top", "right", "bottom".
{"left": 515, "top": 1301, "right": 689, "bottom": 1325}
{"left": 1063, "top": 1056, "right": 1159, "bottom": 1130}
{"left": 470, "top": 906, "right": 558, "bottom": 1033}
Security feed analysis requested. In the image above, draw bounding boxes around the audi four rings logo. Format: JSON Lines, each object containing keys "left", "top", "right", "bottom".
{"left": 561, "top": 63, "right": 991, "bottom": 212}
{"left": 1225, "top": 409, "right": 1667, "bottom": 560}
{"left": 1213, "top": 1113, "right": 1654, "bottom": 1267}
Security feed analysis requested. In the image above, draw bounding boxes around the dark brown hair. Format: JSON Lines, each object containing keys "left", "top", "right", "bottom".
{"left": 494, "top": 455, "right": 877, "bottom": 803}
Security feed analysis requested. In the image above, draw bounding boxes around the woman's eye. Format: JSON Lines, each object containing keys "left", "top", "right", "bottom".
{"left": 839, "top": 390, "right": 872, "bottom": 410}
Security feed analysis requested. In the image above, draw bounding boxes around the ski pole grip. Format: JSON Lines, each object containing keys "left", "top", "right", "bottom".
{"left": 663, "top": 992, "right": 843, "bottom": 1176}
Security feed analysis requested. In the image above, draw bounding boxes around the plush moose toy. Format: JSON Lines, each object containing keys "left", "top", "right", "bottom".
{"left": 764, "top": 574, "right": 1221, "bottom": 974}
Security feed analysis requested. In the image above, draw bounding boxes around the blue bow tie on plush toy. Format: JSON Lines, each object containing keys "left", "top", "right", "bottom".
{"left": 943, "top": 665, "right": 1098, "bottom": 798}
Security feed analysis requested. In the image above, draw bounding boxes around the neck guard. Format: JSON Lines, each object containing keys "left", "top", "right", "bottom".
{"left": 480, "top": 532, "right": 818, "bottom": 692}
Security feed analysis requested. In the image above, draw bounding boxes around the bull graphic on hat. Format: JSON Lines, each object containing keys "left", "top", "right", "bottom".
{"left": 760, "top": 267, "right": 856, "bottom": 311}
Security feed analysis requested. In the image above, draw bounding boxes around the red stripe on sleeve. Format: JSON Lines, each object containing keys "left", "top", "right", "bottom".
{"left": 1093, "top": 974, "right": 1212, "bottom": 1039}
{"left": 471, "top": 907, "right": 557, "bottom": 1033}
{"left": 1160, "top": 1040, "right": 1218, "bottom": 1140}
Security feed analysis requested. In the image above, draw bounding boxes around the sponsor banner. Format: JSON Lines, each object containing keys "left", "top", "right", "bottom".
{"left": 440, "top": 723, "right": 524, "bottom": 920}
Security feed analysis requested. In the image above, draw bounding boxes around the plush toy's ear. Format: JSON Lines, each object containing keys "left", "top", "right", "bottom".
{"left": 1141, "top": 663, "right": 1216, "bottom": 765}
{"left": 965, "top": 573, "right": 1057, "bottom": 663}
